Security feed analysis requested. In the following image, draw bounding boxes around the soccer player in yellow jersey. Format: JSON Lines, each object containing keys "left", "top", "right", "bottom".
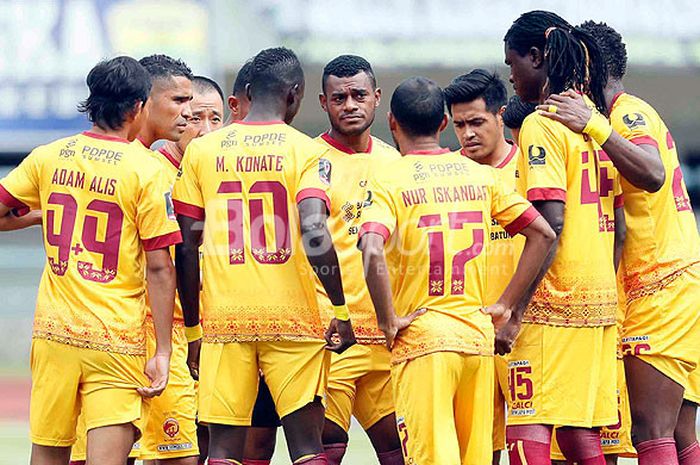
{"left": 501, "top": 10, "right": 624, "bottom": 465}
{"left": 314, "top": 55, "right": 403, "bottom": 465}
{"left": 173, "top": 47, "right": 355, "bottom": 465}
{"left": 538, "top": 20, "right": 700, "bottom": 465}
{"left": 359, "top": 76, "right": 555, "bottom": 465}
{"left": 0, "top": 56, "right": 180, "bottom": 465}
{"left": 443, "top": 69, "right": 523, "bottom": 465}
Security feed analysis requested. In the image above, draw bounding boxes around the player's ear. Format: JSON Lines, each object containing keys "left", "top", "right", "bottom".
{"left": 530, "top": 46, "right": 544, "bottom": 68}
{"left": 245, "top": 83, "right": 252, "bottom": 102}
{"left": 228, "top": 95, "right": 239, "bottom": 116}
{"left": 388, "top": 111, "right": 397, "bottom": 131}
{"left": 319, "top": 92, "right": 328, "bottom": 112}
{"left": 438, "top": 113, "right": 449, "bottom": 133}
{"left": 374, "top": 87, "right": 381, "bottom": 107}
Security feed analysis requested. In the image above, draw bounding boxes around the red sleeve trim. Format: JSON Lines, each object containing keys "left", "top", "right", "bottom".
{"left": 358, "top": 222, "right": 391, "bottom": 242}
{"left": 630, "top": 135, "right": 659, "bottom": 149}
{"left": 143, "top": 230, "right": 182, "bottom": 251}
{"left": 503, "top": 206, "right": 540, "bottom": 236}
{"left": 0, "top": 184, "right": 29, "bottom": 209}
{"left": 614, "top": 194, "right": 625, "bottom": 209}
{"left": 12, "top": 206, "right": 30, "bottom": 217}
{"left": 173, "top": 199, "right": 205, "bottom": 221}
{"left": 527, "top": 187, "right": 567, "bottom": 203}
{"left": 296, "top": 188, "right": 331, "bottom": 212}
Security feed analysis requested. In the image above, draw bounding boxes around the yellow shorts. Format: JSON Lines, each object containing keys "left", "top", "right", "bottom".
{"left": 198, "top": 341, "right": 329, "bottom": 425}
{"left": 30, "top": 338, "right": 148, "bottom": 448}
{"left": 622, "top": 264, "right": 700, "bottom": 389}
{"left": 505, "top": 323, "right": 617, "bottom": 428}
{"left": 140, "top": 322, "right": 198, "bottom": 460}
{"left": 392, "top": 352, "right": 493, "bottom": 465}
{"left": 325, "top": 343, "right": 394, "bottom": 432}
{"left": 686, "top": 366, "right": 700, "bottom": 404}
{"left": 550, "top": 358, "right": 636, "bottom": 460}
{"left": 69, "top": 414, "right": 141, "bottom": 461}
{"left": 493, "top": 355, "right": 509, "bottom": 452}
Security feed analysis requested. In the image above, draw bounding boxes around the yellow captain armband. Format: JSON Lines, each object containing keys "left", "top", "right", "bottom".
{"left": 184, "top": 323, "right": 203, "bottom": 342}
{"left": 333, "top": 304, "right": 350, "bottom": 321}
{"left": 583, "top": 109, "right": 613, "bottom": 146}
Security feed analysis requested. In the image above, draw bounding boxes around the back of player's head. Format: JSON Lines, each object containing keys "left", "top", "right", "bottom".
{"left": 193, "top": 75, "right": 224, "bottom": 102}
{"left": 249, "top": 47, "right": 304, "bottom": 101}
{"left": 322, "top": 55, "right": 376, "bottom": 93}
{"left": 390, "top": 77, "right": 445, "bottom": 137}
{"left": 78, "top": 56, "right": 151, "bottom": 130}
{"left": 502, "top": 95, "right": 537, "bottom": 130}
{"left": 232, "top": 60, "right": 253, "bottom": 97}
{"left": 579, "top": 20, "right": 627, "bottom": 80}
{"left": 504, "top": 10, "right": 608, "bottom": 113}
{"left": 443, "top": 69, "right": 507, "bottom": 115}
{"left": 138, "top": 54, "right": 193, "bottom": 83}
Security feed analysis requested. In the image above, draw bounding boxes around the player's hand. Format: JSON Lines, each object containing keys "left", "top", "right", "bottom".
{"left": 482, "top": 303, "right": 512, "bottom": 331}
{"left": 138, "top": 352, "right": 170, "bottom": 398}
{"left": 325, "top": 318, "right": 357, "bottom": 354}
{"left": 536, "top": 89, "right": 591, "bottom": 133}
{"left": 495, "top": 316, "right": 522, "bottom": 356}
{"left": 381, "top": 308, "right": 427, "bottom": 351}
{"left": 186, "top": 338, "right": 202, "bottom": 380}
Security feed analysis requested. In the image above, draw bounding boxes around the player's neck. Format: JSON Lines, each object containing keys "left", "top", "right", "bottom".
{"left": 605, "top": 80, "right": 625, "bottom": 115}
{"left": 399, "top": 136, "right": 443, "bottom": 156}
{"left": 88, "top": 125, "right": 130, "bottom": 142}
{"left": 137, "top": 125, "right": 157, "bottom": 148}
{"left": 326, "top": 128, "right": 371, "bottom": 153}
{"left": 162, "top": 140, "right": 184, "bottom": 162}
{"left": 485, "top": 137, "right": 513, "bottom": 168}
{"left": 244, "top": 104, "right": 287, "bottom": 124}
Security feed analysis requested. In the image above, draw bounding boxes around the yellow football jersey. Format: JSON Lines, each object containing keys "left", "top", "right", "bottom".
{"left": 517, "top": 103, "right": 620, "bottom": 327}
{"left": 172, "top": 121, "right": 332, "bottom": 342}
{"left": 314, "top": 133, "right": 400, "bottom": 344}
{"left": 610, "top": 92, "right": 700, "bottom": 301}
{"left": 466, "top": 142, "right": 525, "bottom": 305}
{"left": 359, "top": 148, "right": 539, "bottom": 364}
{"left": 0, "top": 131, "right": 182, "bottom": 355}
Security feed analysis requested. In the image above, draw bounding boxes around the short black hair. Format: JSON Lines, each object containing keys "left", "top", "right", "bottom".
{"left": 502, "top": 95, "right": 537, "bottom": 130}
{"left": 322, "top": 54, "right": 376, "bottom": 93}
{"left": 193, "top": 75, "right": 224, "bottom": 102}
{"left": 390, "top": 77, "right": 445, "bottom": 137}
{"left": 138, "top": 54, "right": 193, "bottom": 82}
{"left": 579, "top": 20, "right": 627, "bottom": 80}
{"left": 78, "top": 56, "right": 151, "bottom": 130}
{"left": 443, "top": 69, "right": 507, "bottom": 115}
{"left": 249, "top": 47, "right": 304, "bottom": 101}
{"left": 232, "top": 60, "right": 253, "bottom": 96}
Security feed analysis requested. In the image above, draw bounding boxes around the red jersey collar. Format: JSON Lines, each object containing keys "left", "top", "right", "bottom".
{"left": 406, "top": 148, "right": 451, "bottom": 156}
{"left": 82, "top": 131, "right": 130, "bottom": 144}
{"left": 158, "top": 146, "right": 181, "bottom": 169}
{"left": 235, "top": 120, "right": 285, "bottom": 126}
{"left": 495, "top": 140, "right": 518, "bottom": 169}
{"left": 320, "top": 132, "right": 373, "bottom": 155}
{"left": 610, "top": 91, "right": 626, "bottom": 111}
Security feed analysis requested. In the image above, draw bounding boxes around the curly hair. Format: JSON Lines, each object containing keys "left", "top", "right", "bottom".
{"left": 139, "top": 54, "right": 193, "bottom": 81}
{"left": 322, "top": 55, "right": 376, "bottom": 93}
{"left": 443, "top": 69, "right": 507, "bottom": 115}
{"left": 249, "top": 47, "right": 304, "bottom": 99}
{"left": 579, "top": 20, "right": 627, "bottom": 80}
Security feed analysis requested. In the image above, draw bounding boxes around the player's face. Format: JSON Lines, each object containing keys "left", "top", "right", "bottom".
{"left": 177, "top": 89, "right": 225, "bottom": 153}
{"left": 148, "top": 76, "right": 193, "bottom": 142}
{"left": 320, "top": 72, "right": 379, "bottom": 136}
{"left": 505, "top": 45, "right": 545, "bottom": 104}
{"left": 451, "top": 98, "right": 503, "bottom": 163}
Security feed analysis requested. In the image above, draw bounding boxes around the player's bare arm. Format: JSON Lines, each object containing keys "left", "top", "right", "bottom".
{"left": 0, "top": 209, "right": 41, "bottom": 231}
{"left": 496, "top": 200, "right": 563, "bottom": 355}
{"left": 298, "top": 196, "right": 356, "bottom": 353}
{"left": 614, "top": 206, "right": 626, "bottom": 270}
{"left": 537, "top": 90, "right": 664, "bottom": 192}
{"left": 138, "top": 248, "right": 175, "bottom": 398}
{"left": 175, "top": 214, "right": 202, "bottom": 379}
{"left": 359, "top": 232, "right": 426, "bottom": 351}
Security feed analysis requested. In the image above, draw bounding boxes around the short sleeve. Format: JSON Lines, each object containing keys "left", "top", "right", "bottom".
{"left": 137, "top": 168, "right": 182, "bottom": 251}
{"left": 519, "top": 115, "right": 567, "bottom": 203}
{"left": 491, "top": 169, "right": 541, "bottom": 236}
{"left": 611, "top": 106, "right": 658, "bottom": 149}
{"left": 357, "top": 172, "right": 397, "bottom": 244}
{"left": 295, "top": 140, "right": 331, "bottom": 211}
{"left": 172, "top": 142, "right": 205, "bottom": 220}
{"left": 0, "top": 150, "right": 41, "bottom": 211}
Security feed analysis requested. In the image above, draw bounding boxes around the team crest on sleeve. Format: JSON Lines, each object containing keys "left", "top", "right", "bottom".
{"left": 164, "top": 191, "right": 176, "bottom": 220}
{"left": 622, "top": 113, "right": 646, "bottom": 129}
{"left": 528, "top": 145, "right": 546, "bottom": 166}
{"left": 318, "top": 157, "right": 332, "bottom": 185}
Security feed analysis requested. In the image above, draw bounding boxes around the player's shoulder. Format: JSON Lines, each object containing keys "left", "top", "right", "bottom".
{"left": 521, "top": 110, "right": 561, "bottom": 135}
{"left": 371, "top": 136, "right": 401, "bottom": 159}
{"left": 29, "top": 133, "right": 84, "bottom": 160}
{"left": 610, "top": 92, "right": 660, "bottom": 127}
